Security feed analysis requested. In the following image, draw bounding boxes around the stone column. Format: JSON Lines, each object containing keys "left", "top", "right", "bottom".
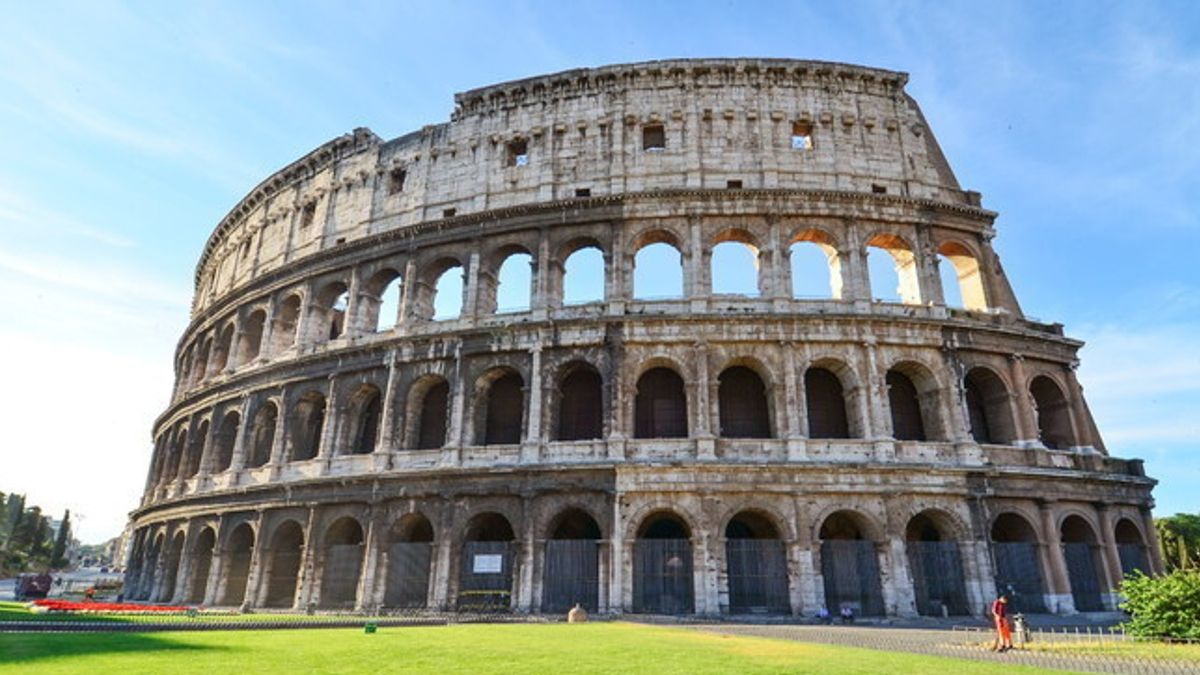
{"left": 268, "top": 387, "right": 290, "bottom": 469}
{"left": 532, "top": 229, "right": 550, "bottom": 319}
{"left": 445, "top": 342, "right": 467, "bottom": 463}
{"left": 229, "top": 397, "right": 253, "bottom": 472}
{"left": 1140, "top": 506, "right": 1165, "bottom": 574}
{"left": 246, "top": 512, "right": 269, "bottom": 608}
{"left": 1064, "top": 364, "right": 1097, "bottom": 452}
{"left": 695, "top": 530, "right": 719, "bottom": 616}
{"left": 841, "top": 218, "right": 870, "bottom": 303}
{"left": 1095, "top": 504, "right": 1124, "bottom": 608}
{"left": 258, "top": 296, "right": 278, "bottom": 361}
{"left": 295, "top": 507, "right": 319, "bottom": 610}
{"left": 342, "top": 265, "right": 363, "bottom": 339}
{"left": 1038, "top": 501, "right": 1075, "bottom": 614}
{"left": 515, "top": 498, "right": 536, "bottom": 612}
{"left": 522, "top": 345, "right": 544, "bottom": 463}
{"left": 377, "top": 350, "right": 400, "bottom": 460}
{"left": 1008, "top": 354, "right": 1039, "bottom": 447}
{"left": 355, "top": 510, "right": 382, "bottom": 611}
{"left": 397, "top": 259, "right": 418, "bottom": 329}
{"left": 693, "top": 341, "right": 715, "bottom": 459}
{"left": 883, "top": 537, "right": 918, "bottom": 617}
{"left": 784, "top": 344, "right": 807, "bottom": 461}
{"left": 686, "top": 216, "right": 706, "bottom": 312}
{"left": 462, "top": 250, "right": 481, "bottom": 324}
{"left": 316, "top": 377, "right": 339, "bottom": 463}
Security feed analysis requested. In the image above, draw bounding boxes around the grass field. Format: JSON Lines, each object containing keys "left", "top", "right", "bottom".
{"left": 0, "top": 601, "right": 362, "bottom": 624}
{"left": 0, "top": 622, "right": 1074, "bottom": 675}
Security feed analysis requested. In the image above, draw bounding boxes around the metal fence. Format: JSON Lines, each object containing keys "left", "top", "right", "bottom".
{"left": 458, "top": 541, "right": 514, "bottom": 611}
{"left": 320, "top": 544, "right": 363, "bottom": 609}
{"left": 632, "top": 539, "right": 693, "bottom": 615}
{"left": 907, "top": 541, "right": 969, "bottom": 616}
{"left": 820, "top": 540, "right": 884, "bottom": 616}
{"left": 265, "top": 550, "right": 302, "bottom": 608}
{"left": 542, "top": 539, "right": 599, "bottom": 613}
{"left": 222, "top": 551, "right": 252, "bottom": 606}
{"left": 384, "top": 542, "right": 432, "bottom": 609}
{"left": 1118, "top": 544, "right": 1150, "bottom": 577}
{"left": 991, "top": 541, "right": 1048, "bottom": 613}
{"left": 1064, "top": 543, "right": 1105, "bottom": 611}
{"left": 725, "top": 539, "right": 789, "bottom": 614}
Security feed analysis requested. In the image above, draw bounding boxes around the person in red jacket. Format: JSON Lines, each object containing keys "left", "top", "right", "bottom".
{"left": 990, "top": 594, "right": 1013, "bottom": 652}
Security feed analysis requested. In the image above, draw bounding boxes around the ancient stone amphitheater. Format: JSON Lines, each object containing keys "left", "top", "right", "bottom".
{"left": 125, "top": 59, "right": 1158, "bottom": 618}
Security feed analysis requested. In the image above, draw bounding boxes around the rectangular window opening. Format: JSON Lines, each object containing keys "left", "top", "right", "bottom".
{"left": 443, "top": 208, "right": 457, "bottom": 218}
{"left": 574, "top": 188, "right": 592, "bottom": 198}
{"left": 642, "top": 124, "right": 666, "bottom": 151}
{"left": 300, "top": 203, "right": 316, "bottom": 228}
{"left": 791, "top": 121, "right": 814, "bottom": 150}
{"left": 726, "top": 180, "right": 743, "bottom": 190}
{"left": 872, "top": 184, "right": 887, "bottom": 194}
{"left": 388, "top": 168, "right": 406, "bottom": 195}
{"left": 506, "top": 139, "right": 528, "bottom": 167}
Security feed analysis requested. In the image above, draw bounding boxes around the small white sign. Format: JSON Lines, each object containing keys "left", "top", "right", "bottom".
{"left": 473, "top": 554, "right": 503, "bottom": 574}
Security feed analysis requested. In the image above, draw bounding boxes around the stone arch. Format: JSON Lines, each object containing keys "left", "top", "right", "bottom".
{"left": 161, "top": 531, "right": 186, "bottom": 603}
{"left": 363, "top": 267, "right": 403, "bottom": 333}
{"left": 963, "top": 366, "right": 1017, "bottom": 445}
{"left": 631, "top": 228, "right": 685, "bottom": 300}
{"left": 789, "top": 228, "right": 843, "bottom": 299}
{"left": 724, "top": 509, "right": 789, "bottom": 614}
{"left": 937, "top": 240, "right": 988, "bottom": 311}
{"left": 710, "top": 227, "right": 763, "bottom": 297}
{"left": 415, "top": 256, "right": 466, "bottom": 321}
{"left": 165, "top": 426, "right": 188, "bottom": 484}
{"left": 865, "top": 232, "right": 921, "bottom": 304}
{"left": 557, "top": 237, "right": 606, "bottom": 306}
{"left": 236, "top": 308, "right": 267, "bottom": 365}
{"left": 383, "top": 512, "right": 435, "bottom": 609}
{"left": 405, "top": 374, "right": 450, "bottom": 450}
{"left": 541, "top": 507, "right": 603, "bottom": 613}
{"left": 211, "top": 410, "right": 240, "bottom": 473}
{"left": 1060, "top": 513, "right": 1105, "bottom": 611}
{"left": 990, "top": 511, "right": 1048, "bottom": 613}
{"left": 343, "top": 384, "right": 382, "bottom": 455}
{"left": 904, "top": 510, "right": 970, "bottom": 616}
{"left": 716, "top": 363, "right": 772, "bottom": 438}
{"left": 319, "top": 516, "right": 365, "bottom": 609}
{"left": 475, "top": 367, "right": 525, "bottom": 446}
{"left": 270, "top": 293, "right": 303, "bottom": 353}
{"left": 289, "top": 390, "right": 326, "bottom": 461}
{"left": 632, "top": 509, "right": 695, "bottom": 614}
{"left": 186, "top": 527, "right": 217, "bottom": 604}
{"left": 816, "top": 509, "right": 885, "bottom": 616}
{"left": 183, "top": 419, "right": 208, "bottom": 479}
{"left": 220, "top": 522, "right": 255, "bottom": 607}
{"left": 458, "top": 512, "right": 517, "bottom": 610}
{"left": 1114, "top": 517, "right": 1150, "bottom": 576}
{"left": 211, "top": 322, "right": 235, "bottom": 373}
{"left": 634, "top": 364, "right": 688, "bottom": 439}
{"left": 264, "top": 519, "right": 305, "bottom": 608}
{"left": 1030, "top": 374, "right": 1075, "bottom": 449}
{"left": 483, "top": 244, "right": 536, "bottom": 314}
{"left": 246, "top": 399, "right": 278, "bottom": 468}
{"left": 191, "top": 335, "right": 212, "bottom": 386}
{"left": 886, "top": 360, "right": 947, "bottom": 442}
{"left": 555, "top": 361, "right": 604, "bottom": 441}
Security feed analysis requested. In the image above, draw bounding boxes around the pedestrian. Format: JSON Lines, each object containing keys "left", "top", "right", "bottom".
{"left": 839, "top": 605, "right": 854, "bottom": 624}
{"left": 990, "top": 594, "right": 1013, "bottom": 652}
{"left": 818, "top": 606, "right": 831, "bottom": 624}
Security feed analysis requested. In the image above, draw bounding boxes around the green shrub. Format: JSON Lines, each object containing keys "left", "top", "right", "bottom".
{"left": 1121, "top": 568, "right": 1200, "bottom": 639}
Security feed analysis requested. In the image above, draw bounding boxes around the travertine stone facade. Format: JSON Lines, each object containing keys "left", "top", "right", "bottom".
{"left": 126, "top": 59, "right": 1157, "bottom": 618}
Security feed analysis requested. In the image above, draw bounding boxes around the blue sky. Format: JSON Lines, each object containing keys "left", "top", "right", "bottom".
{"left": 1, "top": 1, "right": 1197, "bottom": 543}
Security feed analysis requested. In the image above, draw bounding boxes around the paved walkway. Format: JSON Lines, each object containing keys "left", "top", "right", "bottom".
{"left": 685, "top": 624, "right": 1200, "bottom": 675}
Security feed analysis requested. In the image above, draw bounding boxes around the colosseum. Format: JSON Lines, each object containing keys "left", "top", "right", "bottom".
{"left": 124, "top": 58, "right": 1159, "bottom": 619}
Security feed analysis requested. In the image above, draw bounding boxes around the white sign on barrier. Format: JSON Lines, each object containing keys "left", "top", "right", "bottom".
{"left": 473, "top": 554, "right": 503, "bottom": 574}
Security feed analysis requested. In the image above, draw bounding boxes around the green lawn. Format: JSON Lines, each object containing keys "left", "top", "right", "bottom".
{"left": 0, "top": 622, "right": 1072, "bottom": 674}
{"left": 0, "top": 601, "right": 365, "bottom": 624}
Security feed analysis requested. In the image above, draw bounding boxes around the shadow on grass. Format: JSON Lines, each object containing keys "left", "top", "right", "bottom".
{"left": 0, "top": 632, "right": 220, "bottom": 665}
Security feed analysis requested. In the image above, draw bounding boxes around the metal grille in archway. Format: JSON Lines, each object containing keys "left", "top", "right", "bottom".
{"left": 632, "top": 539, "right": 693, "bottom": 614}
{"left": 725, "top": 539, "right": 789, "bottom": 614}
{"left": 265, "top": 550, "right": 302, "bottom": 608}
{"left": 991, "top": 542, "right": 1047, "bottom": 613}
{"left": 187, "top": 550, "right": 213, "bottom": 604}
{"left": 542, "top": 539, "right": 599, "bottom": 613}
{"left": 820, "top": 540, "right": 884, "bottom": 616}
{"left": 1118, "top": 544, "right": 1149, "bottom": 577}
{"left": 384, "top": 542, "right": 432, "bottom": 608}
{"left": 907, "top": 541, "right": 969, "bottom": 616}
{"left": 320, "top": 544, "right": 364, "bottom": 609}
{"left": 1063, "top": 543, "right": 1104, "bottom": 611}
{"left": 458, "top": 541, "right": 514, "bottom": 611}
{"left": 222, "top": 551, "right": 252, "bottom": 606}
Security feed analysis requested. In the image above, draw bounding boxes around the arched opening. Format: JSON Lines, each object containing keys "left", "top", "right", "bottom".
{"left": 183, "top": 420, "right": 208, "bottom": 478}
{"left": 313, "top": 282, "right": 350, "bottom": 341}
{"left": 319, "top": 517, "right": 364, "bottom": 609}
{"left": 1061, "top": 515, "right": 1104, "bottom": 611}
{"left": 220, "top": 524, "right": 254, "bottom": 607}
{"left": 725, "top": 511, "right": 788, "bottom": 614}
{"left": 364, "top": 269, "right": 403, "bottom": 333}
{"left": 139, "top": 535, "right": 163, "bottom": 600}
{"left": 264, "top": 521, "right": 304, "bottom": 609}
{"left": 964, "top": 367, "right": 1016, "bottom": 445}
{"left": 411, "top": 377, "right": 450, "bottom": 450}
{"left": 1115, "top": 519, "right": 1150, "bottom": 577}
{"left": 905, "top": 512, "right": 969, "bottom": 616}
{"left": 187, "top": 528, "right": 216, "bottom": 604}
{"left": 211, "top": 323, "right": 234, "bottom": 374}
{"left": 886, "top": 368, "right": 927, "bottom": 441}
{"left": 1031, "top": 376, "right": 1074, "bottom": 450}
{"left": 483, "top": 371, "right": 524, "bottom": 445}
{"left": 633, "top": 511, "right": 694, "bottom": 614}
{"left": 818, "top": 511, "right": 884, "bottom": 616}
{"left": 191, "top": 337, "right": 211, "bottom": 386}
{"left": 634, "top": 367, "right": 688, "bottom": 439}
{"left": 711, "top": 235, "right": 760, "bottom": 296}
{"left": 270, "top": 294, "right": 302, "bottom": 353}
{"left": 165, "top": 428, "right": 187, "bottom": 483}
{"left": 346, "top": 386, "right": 382, "bottom": 455}
{"left": 563, "top": 245, "right": 604, "bottom": 305}
{"left": 866, "top": 233, "right": 921, "bottom": 304}
{"left": 384, "top": 514, "right": 434, "bottom": 609}
{"left": 236, "top": 309, "right": 267, "bottom": 365}
{"left": 542, "top": 509, "right": 602, "bottom": 613}
{"left": 458, "top": 513, "right": 516, "bottom": 611}
{"left": 633, "top": 240, "right": 684, "bottom": 300}
{"left": 212, "top": 411, "right": 239, "bottom": 473}
{"left": 494, "top": 250, "right": 534, "bottom": 313}
{"left": 805, "top": 367, "right": 850, "bottom": 439}
{"left": 717, "top": 366, "right": 771, "bottom": 438}
{"left": 246, "top": 401, "right": 278, "bottom": 469}
{"left": 432, "top": 264, "right": 464, "bottom": 320}
{"left": 990, "top": 513, "right": 1047, "bottom": 613}
{"left": 289, "top": 392, "right": 326, "bottom": 461}
{"left": 557, "top": 364, "right": 603, "bottom": 441}
{"left": 789, "top": 230, "right": 841, "bottom": 299}
{"left": 162, "top": 533, "right": 185, "bottom": 603}
{"left": 937, "top": 242, "right": 987, "bottom": 311}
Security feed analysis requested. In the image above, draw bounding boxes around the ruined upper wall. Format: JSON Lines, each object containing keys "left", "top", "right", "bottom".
{"left": 193, "top": 58, "right": 976, "bottom": 314}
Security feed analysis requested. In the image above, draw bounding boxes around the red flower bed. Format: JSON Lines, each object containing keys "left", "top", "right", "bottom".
{"left": 32, "top": 599, "right": 190, "bottom": 613}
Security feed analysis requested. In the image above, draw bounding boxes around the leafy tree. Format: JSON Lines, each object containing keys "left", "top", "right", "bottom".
{"left": 1156, "top": 514, "right": 1200, "bottom": 571}
{"left": 1121, "top": 568, "right": 1200, "bottom": 639}
{"left": 51, "top": 510, "right": 71, "bottom": 569}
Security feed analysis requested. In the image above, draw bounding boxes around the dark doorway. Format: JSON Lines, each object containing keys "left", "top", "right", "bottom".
{"left": 484, "top": 373, "right": 524, "bottom": 445}
{"left": 542, "top": 509, "right": 601, "bottom": 613}
{"left": 384, "top": 514, "right": 434, "bottom": 609}
{"left": 221, "top": 524, "right": 254, "bottom": 607}
{"left": 905, "top": 514, "right": 969, "bottom": 616}
{"left": 416, "top": 380, "right": 450, "bottom": 449}
{"left": 264, "top": 521, "right": 304, "bottom": 608}
{"left": 1061, "top": 515, "right": 1104, "bottom": 611}
{"left": 458, "top": 513, "right": 516, "bottom": 611}
{"left": 805, "top": 368, "right": 850, "bottom": 438}
{"left": 634, "top": 368, "right": 688, "bottom": 439}
{"left": 557, "top": 366, "right": 603, "bottom": 441}
{"left": 819, "top": 512, "right": 884, "bottom": 616}
{"left": 319, "top": 518, "right": 364, "bottom": 609}
{"left": 725, "top": 512, "right": 789, "bottom": 614}
{"left": 632, "top": 513, "right": 694, "bottom": 614}
{"left": 887, "top": 370, "right": 926, "bottom": 441}
{"left": 718, "top": 366, "right": 771, "bottom": 438}
{"left": 990, "top": 513, "right": 1047, "bottom": 613}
